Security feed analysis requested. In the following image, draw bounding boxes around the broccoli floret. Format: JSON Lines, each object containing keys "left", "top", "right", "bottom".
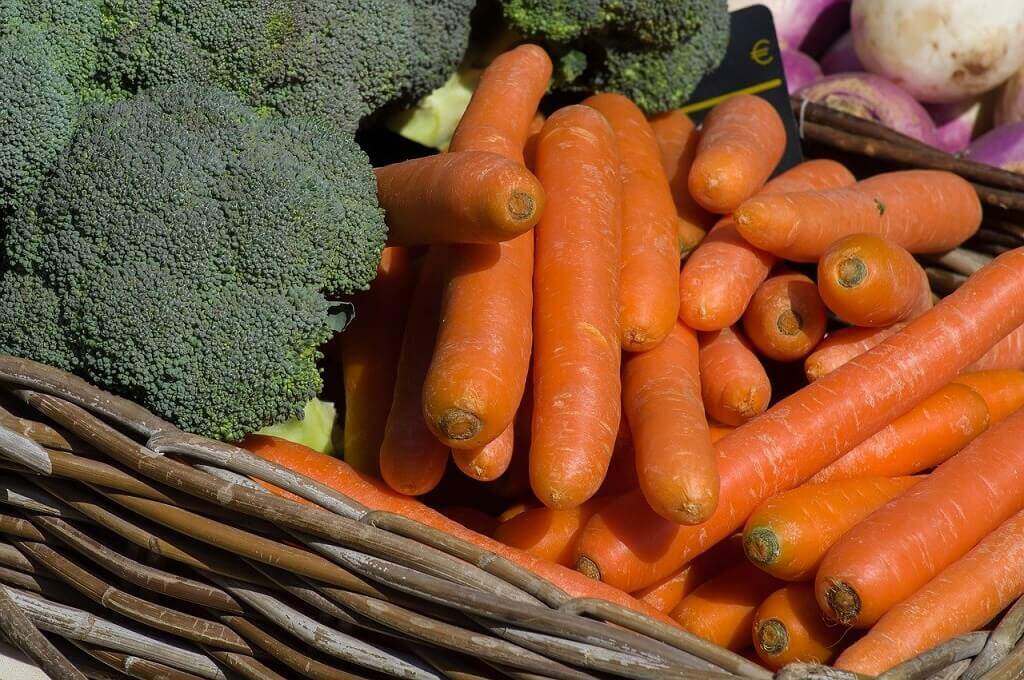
{"left": 0, "top": 0, "right": 104, "bottom": 215}
{"left": 0, "top": 84, "right": 386, "bottom": 441}
{"left": 499, "top": 0, "right": 730, "bottom": 113}
{"left": 96, "top": 0, "right": 475, "bottom": 132}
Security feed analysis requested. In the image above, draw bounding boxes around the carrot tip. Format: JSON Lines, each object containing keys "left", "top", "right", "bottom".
{"left": 623, "top": 328, "right": 654, "bottom": 352}
{"left": 755, "top": 618, "right": 789, "bottom": 657}
{"left": 507, "top": 191, "right": 536, "bottom": 221}
{"left": 744, "top": 527, "right": 780, "bottom": 566}
{"left": 825, "top": 581, "right": 861, "bottom": 624}
{"left": 777, "top": 309, "right": 803, "bottom": 336}
{"left": 436, "top": 408, "right": 482, "bottom": 442}
{"left": 837, "top": 257, "right": 868, "bottom": 288}
{"left": 576, "top": 555, "right": 601, "bottom": 581}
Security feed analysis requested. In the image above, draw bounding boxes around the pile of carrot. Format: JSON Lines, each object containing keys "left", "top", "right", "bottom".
{"left": 247, "top": 43, "right": 1024, "bottom": 674}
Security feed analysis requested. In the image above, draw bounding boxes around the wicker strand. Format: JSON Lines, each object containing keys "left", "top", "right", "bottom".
{"left": 0, "top": 580, "right": 86, "bottom": 679}
{"left": 0, "top": 424, "right": 51, "bottom": 475}
{"left": 962, "top": 596, "right": 1024, "bottom": 680}
{"left": 878, "top": 633, "right": 988, "bottom": 680}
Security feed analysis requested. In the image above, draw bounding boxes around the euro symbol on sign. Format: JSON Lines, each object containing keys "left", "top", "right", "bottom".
{"left": 750, "top": 38, "right": 773, "bottom": 65}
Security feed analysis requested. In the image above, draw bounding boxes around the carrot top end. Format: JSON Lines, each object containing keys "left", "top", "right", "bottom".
{"left": 507, "top": 190, "right": 536, "bottom": 222}
{"left": 576, "top": 555, "right": 601, "bottom": 581}
{"left": 777, "top": 309, "right": 804, "bottom": 336}
{"left": 825, "top": 581, "right": 860, "bottom": 625}
{"left": 744, "top": 527, "right": 780, "bottom": 566}
{"left": 755, "top": 618, "right": 789, "bottom": 657}
{"left": 837, "top": 257, "right": 868, "bottom": 288}
{"left": 436, "top": 407, "right": 483, "bottom": 442}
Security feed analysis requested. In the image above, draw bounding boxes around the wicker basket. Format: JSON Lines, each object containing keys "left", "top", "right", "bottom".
{"left": 0, "top": 356, "right": 1021, "bottom": 680}
{"left": 2, "top": 105, "right": 1024, "bottom": 680}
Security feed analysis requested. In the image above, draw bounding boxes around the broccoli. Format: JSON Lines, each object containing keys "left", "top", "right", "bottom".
{"left": 96, "top": 0, "right": 476, "bottom": 132}
{"left": 0, "top": 0, "right": 104, "bottom": 216}
{"left": 0, "top": 84, "right": 386, "bottom": 441}
{"left": 499, "top": 0, "right": 730, "bottom": 113}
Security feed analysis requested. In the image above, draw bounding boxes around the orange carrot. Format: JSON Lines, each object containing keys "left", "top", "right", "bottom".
{"left": 816, "top": 407, "right": 1024, "bottom": 627}
{"left": 340, "top": 247, "right": 416, "bottom": 476}
{"left": 734, "top": 170, "right": 982, "bottom": 262}
{"left": 709, "top": 423, "right": 735, "bottom": 443}
{"left": 679, "top": 159, "right": 856, "bottom": 332}
{"left": 622, "top": 322, "right": 718, "bottom": 525}
{"left": 493, "top": 497, "right": 608, "bottom": 567}
{"left": 968, "top": 323, "right": 1024, "bottom": 371}
{"left": 804, "top": 324, "right": 907, "bottom": 382}
{"left": 742, "top": 271, "right": 827, "bottom": 362}
{"left": 699, "top": 327, "right": 771, "bottom": 426}
{"left": 584, "top": 93, "right": 679, "bottom": 352}
{"left": 648, "top": 110, "right": 715, "bottom": 254}
{"left": 809, "top": 384, "right": 990, "bottom": 484}
{"left": 597, "top": 419, "right": 640, "bottom": 497}
{"left": 498, "top": 501, "right": 534, "bottom": 523}
{"left": 817, "top": 234, "right": 931, "bottom": 327}
{"left": 835, "top": 509, "right": 1024, "bottom": 675}
{"left": 379, "top": 248, "right": 449, "bottom": 496}
{"left": 688, "top": 95, "right": 786, "bottom": 214}
{"left": 576, "top": 248, "right": 1024, "bottom": 592}
{"left": 635, "top": 535, "right": 745, "bottom": 614}
{"left": 743, "top": 476, "right": 921, "bottom": 581}
{"left": 753, "top": 584, "right": 845, "bottom": 670}
{"left": 241, "top": 434, "right": 675, "bottom": 624}
{"left": 523, "top": 111, "right": 545, "bottom": 171}
{"left": 672, "top": 561, "right": 782, "bottom": 651}
{"left": 422, "top": 46, "right": 552, "bottom": 450}
{"left": 440, "top": 506, "right": 499, "bottom": 536}
{"left": 953, "top": 369, "right": 1024, "bottom": 423}
{"left": 530, "top": 105, "right": 622, "bottom": 510}
{"left": 376, "top": 151, "right": 545, "bottom": 245}
{"left": 452, "top": 422, "right": 514, "bottom": 482}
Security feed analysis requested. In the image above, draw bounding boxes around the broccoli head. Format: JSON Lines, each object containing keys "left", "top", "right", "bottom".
{"left": 499, "top": 0, "right": 730, "bottom": 113}
{"left": 96, "top": 0, "right": 475, "bottom": 132}
{"left": 0, "top": 84, "right": 386, "bottom": 441}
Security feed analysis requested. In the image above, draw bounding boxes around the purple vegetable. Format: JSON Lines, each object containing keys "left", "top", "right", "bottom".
{"left": 926, "top": 99, "right": 992, "bottom": 153}
{"left": 797, "top": 72, "right": 939, "bottom": 146}
{"left": 729, "top": 0, "right": 850, "bottom": 55}
{"left": 782, "top": 50, "right": 823, "bottom": 94}
{"left": 963, "top": 123, "right": 1024, "bottom": 174}
{"left": 996, "top": 67, "right": 1024, "bottom": 127}
{"left": 820, "top": 32, "right": 862, "bottom": 74}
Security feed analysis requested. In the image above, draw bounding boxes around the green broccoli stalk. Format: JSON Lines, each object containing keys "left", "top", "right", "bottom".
{"left": 258, "top": 398, "right": 340, "bottom": 455}
{"left": 0, "top": 84, "right": 386, "bottom": 442}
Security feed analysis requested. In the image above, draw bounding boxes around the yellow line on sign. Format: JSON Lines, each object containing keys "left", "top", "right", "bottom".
{"left": 679, "top": 78, "right": 784, "bottom": 114}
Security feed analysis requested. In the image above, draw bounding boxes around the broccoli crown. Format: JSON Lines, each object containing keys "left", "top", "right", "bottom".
{"left": 0, "top": 84, "right": 386, "bottom": 441}
{"left": 0, "top": 0, "right": 103, "bottom": 93}
{"left": 0, "top": 26, "right": 77, "bottom": 213}
{"left": 96, "top": 0, "right": 475, "bottom": 132}
{"left": 499, "top": 0, "right": 730, "bottom": 112}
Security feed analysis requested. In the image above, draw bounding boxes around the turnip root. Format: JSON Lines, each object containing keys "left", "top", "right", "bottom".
{"left": 964, "top": 123, "right": 1024, "bottom": 174}
{"left": 851, "top": 0, "right": 1024, "bottom": 104}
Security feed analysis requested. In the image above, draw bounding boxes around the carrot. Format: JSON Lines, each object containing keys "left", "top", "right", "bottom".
{"left": 523, "top": 111, "right": 545, "bottom": 171}
{"left": 498, "top": 501, "right": 534, "bottom": 523}
{"left": 635, "top": 535, "right": 745, "bottom": 614}
{"left": 743, "top": 476, "right": 921, "bottom": 581}
{"left": 340, "top": 247, "right": 416, "bottom": 476}
{"left": 584, "top": 93, "right": 679, "bottom": 352}
{"left": 835, "top": 509, "right": 1024, "bottom": 675}
{"left": 422, "top": 46, "right": 552, "bottom": 450}
{"left": 493, "top": 497, "right": 608, "bottom": 567}
{"left": 816, "top": 407, "right": 1024, "bottom": 627}
{"left": 709, "top": 423, "right": 735, "bottom": 443}
{"left": 688, "top": 95, "right": 786, "bottom": 214}
{"left": 817, "top": 234, "right": 931, "bottom": 327}
{"left": 968, "top": 322, "right": 1024, "bottom": 371}
{"left": 241, "top": 435, "right": 675, "bottom": 624}
{"left": 699, "top": 327, "right": 771, "bottom": 426}
{"left": 753, "top": 584, "right": 845, "bottom": 670}
{"left": 734, "top": 170, "right": 982, "bottom": 262}
{"left": 953, "top": 369, "right": 1024, "bottom": 423}
{"left": 452, "top": 421, "right": 514, "bottom": 482}
{"left": 529, "top": 105, "right": 623, "bottom": 510}
{"left": 804, "top": 324, "right": 907, "bottom": 382}
{"left": 648, "top": 110, "right": 715, "bottom": 257}
{"left": 575, "top": 248, "right": 1024, "bottom": 592}
{"left": 679, "top": 159, "right": 856, "bottom": 332}
{"left": 742, "top": 271, "right": 827, "bottom": 362}
{"left": 376, "top": 151, "right": 545, "bottom": 246}
{"left": 597, "top": 418, "right": 640, "bottom": 497}
{"left": 379, "top": 248, "right": 449, "bottom": 496}
{"left": 671, "top": 561, "right": 782, "bottom": 651}
{"left": 440, "top": 506, "right": 499, "bottom": 536}
{"left": 622, "top": 322, "right": 718, "bottom": 525}
{"left": 809, "top": 384, "right": 990, "bottom": 484}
